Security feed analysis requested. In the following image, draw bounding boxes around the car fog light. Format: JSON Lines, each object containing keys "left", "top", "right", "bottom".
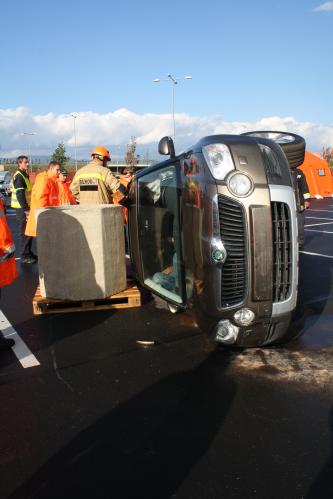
{"left": 214, "top": 320, "right": 239, "bottom": 344}
{"left": 233, "top": 308, "right": 255, "bottom": 326}
{"left": 228, "top": 172, "right": 253, "bottom": 197}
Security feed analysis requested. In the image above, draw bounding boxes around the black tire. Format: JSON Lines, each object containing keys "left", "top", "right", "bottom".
{"left": 242, "top": 131, "right": 306, "bottom": 168}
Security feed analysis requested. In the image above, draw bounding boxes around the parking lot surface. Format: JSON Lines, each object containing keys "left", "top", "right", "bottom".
{"left": 1, "top": 199, "right": 333, "bottom": 499}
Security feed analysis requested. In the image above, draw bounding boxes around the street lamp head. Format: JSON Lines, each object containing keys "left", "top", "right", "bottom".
{"left": 185, "top": 75, "right": 192, "bottom": 79}
{"left": 153, "top": 78, "right": 160, "bottom": 83}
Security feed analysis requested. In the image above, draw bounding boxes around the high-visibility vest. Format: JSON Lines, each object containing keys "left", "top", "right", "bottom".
{"left": 0, "top": 198, "right": 18, "bottom": 287}
{"left": 11, "top": 170, "right": 32, "bottom": 208}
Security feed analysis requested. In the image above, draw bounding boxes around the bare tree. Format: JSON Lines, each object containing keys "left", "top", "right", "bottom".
{"left": 125, "top": 136, "right": 139, "bottom": 167}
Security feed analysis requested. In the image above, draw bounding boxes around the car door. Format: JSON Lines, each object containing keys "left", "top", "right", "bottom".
{"left": 133, "top": 161, "right": 185, "bottom": 306}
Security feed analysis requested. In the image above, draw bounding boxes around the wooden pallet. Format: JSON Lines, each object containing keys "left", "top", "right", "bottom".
{"left": 32, "top": 281, "right": 141, "bottom": 316}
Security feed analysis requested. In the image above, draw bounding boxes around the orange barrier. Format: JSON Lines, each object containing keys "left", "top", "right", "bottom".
{"left": 299, "top": 151, "right": 333, "bottom": 199}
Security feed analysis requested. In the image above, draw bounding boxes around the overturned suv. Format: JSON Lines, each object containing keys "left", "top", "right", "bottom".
{"left": 128, "top": 131, "right": 306, "bottom": 347}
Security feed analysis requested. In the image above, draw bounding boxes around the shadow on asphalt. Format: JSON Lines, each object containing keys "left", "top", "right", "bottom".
{"left": 8, "top": 350, "right": 235, "bottom": 499}
{"left": 295, "top": 250, "right": 333, "bottom": 349}
{"left": 306, "top": 404, "right": 333, "bottom": 499}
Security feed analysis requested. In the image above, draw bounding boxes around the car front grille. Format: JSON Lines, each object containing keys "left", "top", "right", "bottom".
{"left": 218, "top": 195, "right": 247, "bottom": 308}
{"left": 272, "top": 202, "right": 292, "bottom": 302}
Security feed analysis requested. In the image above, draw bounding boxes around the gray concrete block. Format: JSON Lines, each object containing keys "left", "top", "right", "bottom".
{"left": 36, "top": 205, "right": 126, "bottom": 300}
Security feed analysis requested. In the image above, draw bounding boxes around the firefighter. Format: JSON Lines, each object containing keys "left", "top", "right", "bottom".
{"left": 0, "top": 194, "right": 18, "bottom": 351}
{"left": 70, "top": 146, "right": 130, "bottom": 205}
{"left": 11, "top": 156, "right": 36, "bottom": 263}
{"left": 292, "top": 167, "right": 311, "bottom": 248}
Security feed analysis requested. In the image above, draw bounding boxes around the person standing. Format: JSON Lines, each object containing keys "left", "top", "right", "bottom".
{"left": 57, "top": 168, "right": 76, "bottom": 205}
{"left": 292, "top": 167, "right": 311, "bottom": 248}
{"left": 0, "top": 194, "right": 18, "bottom": 351}
{"left": 70, "top": 146, "right": 130, "bottom": 205}
{"left": 25, "top": 161, "right": 61, "bottom": 238}
{"left": 11, "top": 156, "right": 36, "bottom": 264}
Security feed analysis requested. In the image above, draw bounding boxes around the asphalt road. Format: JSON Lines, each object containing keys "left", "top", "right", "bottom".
{"left": 1, "top": 199, "right": 333, "bottom": 499}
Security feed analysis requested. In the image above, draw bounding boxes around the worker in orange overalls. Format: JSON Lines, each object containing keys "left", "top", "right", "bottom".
{"left": 57, "top": 168, "right": 76, "bottom": 205}
{"left": 120, "top": 167, "right": 135, "bottom": 224}
{"left": 0, "top": 195, "right": 18, "bottom": 351}
{"left": 25, "top": 161, "right": 61, "bottom": 238}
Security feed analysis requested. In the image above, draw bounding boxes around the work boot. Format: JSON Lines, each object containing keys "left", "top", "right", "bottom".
{"left": 21, "top": 256, "right": 37, "bottom": 264}
{"left": 0, "top": 337, "right": 15, "bottom": 351}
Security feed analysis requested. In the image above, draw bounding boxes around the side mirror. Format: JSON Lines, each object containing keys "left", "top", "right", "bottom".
{"left": 158, "top": 136, "right": 175, "bottom": 158}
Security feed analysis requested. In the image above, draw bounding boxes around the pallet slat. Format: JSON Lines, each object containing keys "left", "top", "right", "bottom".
{"left": 32, "top": 281, "right": 141, "bottom": 315}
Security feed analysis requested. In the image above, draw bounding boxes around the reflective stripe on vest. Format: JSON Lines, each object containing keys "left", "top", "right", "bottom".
{"left": 11, "top": 171, "right": 32, "bottom": 208}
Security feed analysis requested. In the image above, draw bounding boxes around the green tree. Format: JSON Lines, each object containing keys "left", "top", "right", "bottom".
{"left": 125, "top": 136, "right": 139, "bottom": 167}
{"left": 51, "top": 142, "right": 70, "bottom": 166}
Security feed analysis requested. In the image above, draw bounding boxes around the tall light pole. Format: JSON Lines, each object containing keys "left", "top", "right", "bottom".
{"left": 70, "top": 113, "right": 79, "bottom": 171}
{"left": 153, "top": 74, "right": 192, "bottom": 142}
{"left": 21, "top": 132, "right": 37, "bottom": 172}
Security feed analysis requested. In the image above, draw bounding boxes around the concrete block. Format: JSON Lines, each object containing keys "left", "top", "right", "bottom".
{"left": 36, "top": 205, "right": 126, "bottom": 300}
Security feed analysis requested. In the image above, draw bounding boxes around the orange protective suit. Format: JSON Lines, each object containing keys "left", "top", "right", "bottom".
{"left": 25, "top": 171, "right": 60, "bottom": 237}
{"left": 57, "top": 179, "right": 76, "bottom": 205}
{"left": 0, "top": 197, "right": 18, "bottom": 288}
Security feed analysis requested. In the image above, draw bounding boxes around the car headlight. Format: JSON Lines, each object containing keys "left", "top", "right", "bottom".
{"left": 228, "top": 172, "right": 253, "bottom": 197}
{"left": 202, "top": 143, "right": 235, "bottom": 180}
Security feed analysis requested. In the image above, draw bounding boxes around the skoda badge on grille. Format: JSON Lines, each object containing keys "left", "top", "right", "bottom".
{"left": 211, "top": 239, "right": 228, "bottom": 264}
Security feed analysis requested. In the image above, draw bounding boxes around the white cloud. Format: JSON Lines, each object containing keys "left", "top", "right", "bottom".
{"left": 314, "top": 2, "right": 333, "bottom": 11}
{"left": 0, "top": 106, "right": 332, "bottom": 159}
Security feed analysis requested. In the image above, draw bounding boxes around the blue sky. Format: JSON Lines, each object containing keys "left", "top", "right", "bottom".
{"left": 1, "top": 0, "right": 333, "bottom": 157}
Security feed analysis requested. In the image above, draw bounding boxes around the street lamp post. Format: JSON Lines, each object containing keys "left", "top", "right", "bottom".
{"left": 153, "top": 74, "right": 192, "bottom": 142}
{"left": 21, "top": 132, "right": 37, "bottom": 172}
{"left": 70, "top": 113, "right": 78, "bottom": 171}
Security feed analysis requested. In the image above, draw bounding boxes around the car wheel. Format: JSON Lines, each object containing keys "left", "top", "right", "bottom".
{"left": 242, "top": 131, "right": 306, "bottom": 168}
{"left": 167, "top": 302, "right": 182, "bottom": 314}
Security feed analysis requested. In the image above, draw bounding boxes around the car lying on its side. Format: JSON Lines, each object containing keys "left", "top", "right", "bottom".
{"left": 128, "top": 131, "right": 306, "bottom": 347}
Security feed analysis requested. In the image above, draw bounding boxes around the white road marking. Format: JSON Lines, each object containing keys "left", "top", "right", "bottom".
{"left": 15, "top": 257, "right": 21, "bottom": 261}
{"left": 300, "top": 251, "right": 333, "bottom": 259}
{"left": 307, "top": 209, "right": 333, "bottom": 212}
{"left": 305, "top": 229, "right": 333, "bottom": 234}
{"left": 306, "top": 216, "right": 333, "bottom": 221}
{"left": 6, "top": 213, "right": 16, "bottom": 216}
{"left": 0, "top": 310, "right": 40, "bottom": 368}
{"left": 305, "top": 221, "right": 333, "bottom": 227}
